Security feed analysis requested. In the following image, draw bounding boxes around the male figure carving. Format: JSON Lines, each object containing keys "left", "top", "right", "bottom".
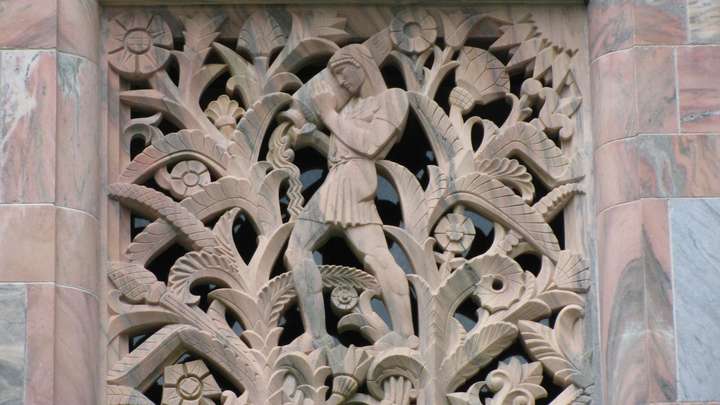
{"left": 283, "top": 44, "right": 414, "bottom": 348}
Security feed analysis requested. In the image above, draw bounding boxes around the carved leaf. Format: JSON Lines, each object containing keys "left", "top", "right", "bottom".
{"left": 257, "top": 272, "right": 296, "bottom": 326}
{"left": 213, "top": 42, "right": 262, "bottom": 107}
{"left": 118, "top": 129, "right": 234, "bottom": 184}
{"left": 377, "top": 160, "right": 429, "bottom": 242}
{"left": 408, "top": 91, "right": 473, "bottom": 177}
{"left": 552, "top": 251, "right": 590, "bottom": 293}
{"left": 455, "top": 47, "right": 510, "bottom": 106}
{"left": 181, "top": 14, "right": 225, "bottom": 52}
{"left": 108, "top": 261, "right": 160, "bottom": 304}
{"left": 442, "top": 321, "right": 518, "bottom": 391}
{"left": 476, "top": 157, "right": 534, "bottom": 203}
{"left": 109, "top": 183, "right": 218, "bottom": 251}
{"left": 108, "top": 324, "right": 191, "bottom": 391}
{"left": 534, "top": 182, "right": 583, "bottom": 221}
{"left": 478, "top": 122, "right": 569, "bottom": 187}
{"left": 237, "top": 10, "right": 286, "bottom": 58}
{"left": 107, "top": 385, "right": 155, "bottom": 405}
{"left": 430, "top": 173, "right": 560, "bottom": 260}
{"left": 518, "top": 305, "right": 587, "bottom": 387}
{"left": 168, "top": 249, "right": 247, "bottom": 304}
{"left": 235, "top": 92, "right": 293, "bottom": 164}
{"left": 320, "top": 265, "right": 380, "bottom": 291}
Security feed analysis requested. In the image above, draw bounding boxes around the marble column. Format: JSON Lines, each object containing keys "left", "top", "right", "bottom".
{"left": 590, "top": 0, "right": 720, "bottom": 404}
{"left": 0, "top": 1, "right": 102, "bottom": 404}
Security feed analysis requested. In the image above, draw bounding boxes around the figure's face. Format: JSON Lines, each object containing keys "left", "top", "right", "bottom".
{"left": 331, "top": 63, "right": 364, "bottom": 95}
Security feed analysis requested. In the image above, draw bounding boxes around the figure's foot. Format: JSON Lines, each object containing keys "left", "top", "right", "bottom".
{"left": 312, "top": 333, "right": 340, "bottom": 350}
{"left": 374, "top": 331, "right": 419, "bottom": 351}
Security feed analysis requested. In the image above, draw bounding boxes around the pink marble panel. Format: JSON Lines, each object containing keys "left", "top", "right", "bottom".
{"left": 59, "top": 0, "right": 100, "bottom": 62}
{"left": 0, "top": 205, "right": 56, "bottom": 282}
{"left": 634, "top": 47, "right": 678, "bottom": 133}
{"left": 591, "top": 49, "right": 636, "bottom": 148}
{"left": 641, "top": 199, "right": 676, "bottom": 403}
{"left": 54, "top": 287, "right": 100, "bottom": 405}
{"left": 635, "top": 134, "right": 720, "bottom": 198}
{"left": 597, "top": 201, "right": 646, "bottom": 405}
{"left": 0, "top": 50, "right": 57, "bottom": 203}
{"left": 57, "top": 54, "right": 100, "bottom": 217}
{"left": 688, "top": 0, "right": 720, "bottom": 44}
{"left": 588, "top": 0, "right": 634, "bottom": 60}
{"left": 0, "top": 0, "right": 57, "bottom": 49}
{"left": 595, "top": 139, "right": 640, "bottom": 212}
{"left": 55, "top": 208, "right": 100, "bottom": 295}
{"left": 677, "top": 46, "right": 720, "bottom": 132}
{"left": 25, "top": 284, "right": 56, "bottom": 405}
{"left": 633, "top": 0, "right": 687, "bottom": 45}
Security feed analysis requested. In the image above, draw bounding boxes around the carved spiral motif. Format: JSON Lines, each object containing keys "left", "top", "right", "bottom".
{"left": 331, "top": 285, "right": 359, "bottom": 313}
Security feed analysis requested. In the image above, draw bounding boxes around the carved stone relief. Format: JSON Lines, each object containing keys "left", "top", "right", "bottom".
{"left": 105, "top": 6, "right": 591, "bottom": 405}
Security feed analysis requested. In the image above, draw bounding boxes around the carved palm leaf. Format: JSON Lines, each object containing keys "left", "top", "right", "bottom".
{"left": 429, "top": 173, "right": 560, "bottom": 260}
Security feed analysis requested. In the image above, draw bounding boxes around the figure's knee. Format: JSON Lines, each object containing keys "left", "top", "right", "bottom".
{"left": 284, "top": 245, "right": 311, "bottom": 268}
{"left": 363, "top": 252, "right": 409, "bottom": 296}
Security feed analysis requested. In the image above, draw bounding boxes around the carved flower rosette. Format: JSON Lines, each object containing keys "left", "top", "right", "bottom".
{"left": 106, "top": 7, "right": 591, "bottom": 405}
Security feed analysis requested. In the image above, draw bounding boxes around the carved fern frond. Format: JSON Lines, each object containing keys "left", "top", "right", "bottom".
{"left": 109, "top": 183, "right": 219, "bottom": 251}
{"left": 442, "top": 322, "right": 518, "bottom": 391}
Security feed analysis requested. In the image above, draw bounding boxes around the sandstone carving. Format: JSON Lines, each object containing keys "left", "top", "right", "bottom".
{"left": 107, "top": 8, "right": 589, "bottom": 405}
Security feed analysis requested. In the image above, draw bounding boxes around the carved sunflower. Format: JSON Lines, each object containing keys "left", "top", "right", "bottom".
{"left": 161, "top": 360, "right": 221, "bottom": 405}
{"left": 434, "top": 213, "right": 476, "bottom": 255}
{"left": 108, "top": 13, "right": 173, "bottom": 80}
{"left": 390, "top": 9, "right": 437, "bottom": 54}
{"left": 169, "top": 160, "right": 211, "bottom": 199}
{"left": 471, "top": 256, "right": 525, "bottom": 312}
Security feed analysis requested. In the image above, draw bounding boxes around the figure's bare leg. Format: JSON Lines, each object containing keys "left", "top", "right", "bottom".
{"left": 284, "top": 219, "right": 332, "bottom": 343}
{"left": 345, "top": 225, "right": 414, "bottom": 338}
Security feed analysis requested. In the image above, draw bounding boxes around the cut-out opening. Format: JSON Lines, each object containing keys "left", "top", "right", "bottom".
{"left": 232, "top": 212, "right": 259, "bottom": 264}
{"left": 386, "top": 108, "right": 438, "bottom": 189}
{"left": 463, "top": 210, "right": 495, "bottom": 258}
{"left": 144, "top": 243, "right": 189, "bottom": 283}
{"left": 453, "top": 295, "right": 479, "bottom": 332}
{"left": 375, "top": 175, "right": 403, "bottom": 228}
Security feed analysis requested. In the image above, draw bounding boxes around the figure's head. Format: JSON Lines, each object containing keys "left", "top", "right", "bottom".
{"left": 330, "top": 60, "right": 364, "bottom": 96}
{"left": 328, "top": 44, "right": 386, "bottom": 98}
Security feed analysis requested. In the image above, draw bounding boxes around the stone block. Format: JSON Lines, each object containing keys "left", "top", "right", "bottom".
{"left": 0, "top": 0, "right": 57, "bottom": 49}
{"left": 678, "top": 46, "right": 720, "bottom": 133}
{"left": 0, "top": 205, "right": 56, "bottom": 283}
{"left": 670, "top": 198, "right": 720, "bottom": 401}
{"left": 634, "top": 0, "right": 687, "bottom": 45}
{"left": 0, "top": 50, "right": 57, "bottom": 203}
{"left": 0, "top": 284, "right": 26, "bottom": 405}
{"left": 57, "top": 53, "right": 100, "bottom": 217}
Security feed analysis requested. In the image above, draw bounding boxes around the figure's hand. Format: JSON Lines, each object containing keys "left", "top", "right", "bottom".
{"left": 312, "top": 81, "right": 337, "bottom": 117}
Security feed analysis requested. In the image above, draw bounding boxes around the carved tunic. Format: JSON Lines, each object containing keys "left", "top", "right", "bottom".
{"left": 300, "top": 88, "right": 409, "bottom": 227}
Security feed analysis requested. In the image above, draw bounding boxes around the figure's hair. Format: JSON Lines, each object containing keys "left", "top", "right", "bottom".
{"left": 328, "top": 44, "right": 386, "bottom": 96}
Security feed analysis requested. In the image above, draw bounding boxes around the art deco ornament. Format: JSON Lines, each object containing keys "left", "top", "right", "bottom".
{"left": 106, "top": 8, "right": 590, "bottom": 405}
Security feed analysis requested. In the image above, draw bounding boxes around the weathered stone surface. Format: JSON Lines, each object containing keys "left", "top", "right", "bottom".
{"left": 671, "top": 198, "right": 720, "bottom": 402}
{"left": 0, "top": 284, "right": 26, "bottom": 405}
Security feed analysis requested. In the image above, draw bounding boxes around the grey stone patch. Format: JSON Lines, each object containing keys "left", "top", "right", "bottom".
{"left": 670, "top": 198, "right": 720, "bottom": 401}
{"left": 0, "top": 284, "right": 26, "bottom": 405}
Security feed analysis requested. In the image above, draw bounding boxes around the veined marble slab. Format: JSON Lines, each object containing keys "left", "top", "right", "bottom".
{"left": 671, "top": 198, "right": 720, "bottom": 401}
{"left": 0, "top": 284, "right": 26, "bottom": 405}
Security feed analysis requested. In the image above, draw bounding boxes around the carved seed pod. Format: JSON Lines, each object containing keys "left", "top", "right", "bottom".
{"left": 331, "top": 286, "right": 359, "bottom": 314}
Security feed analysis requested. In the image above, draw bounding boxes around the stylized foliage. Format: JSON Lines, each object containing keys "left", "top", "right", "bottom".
{"left": 107, "top": 9, "right": 589, "bottom": 405}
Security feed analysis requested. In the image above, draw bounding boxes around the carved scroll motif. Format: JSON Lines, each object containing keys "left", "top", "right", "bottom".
{"left": 107, "top": 8, "right": 590, "bottom": 405}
